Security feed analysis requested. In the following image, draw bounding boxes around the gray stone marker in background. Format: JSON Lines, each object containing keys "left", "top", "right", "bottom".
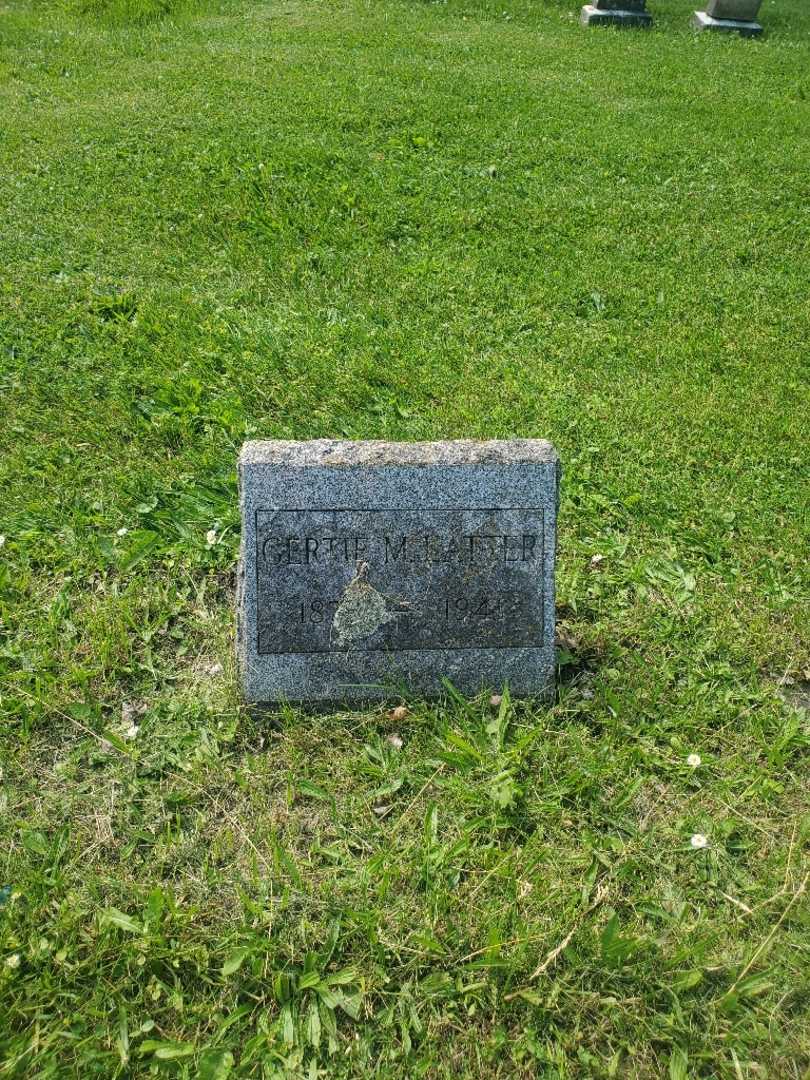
{"left": 581, "top": 0, "right": 652, "bottom": 29}
{"left": 238, "top": 440, "right": 559, "bottom": 704}
{"left": 692, "top": 0, "right": 763, "bottom": 36}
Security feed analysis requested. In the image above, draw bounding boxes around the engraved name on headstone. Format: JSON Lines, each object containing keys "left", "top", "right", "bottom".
{"left": 237, "top": 440, "right": 559, "bottom": 703}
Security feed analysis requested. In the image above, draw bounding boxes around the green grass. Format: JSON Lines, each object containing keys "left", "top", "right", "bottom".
{"left": 1, "top": 0, "right": 809, "bottom": 1075}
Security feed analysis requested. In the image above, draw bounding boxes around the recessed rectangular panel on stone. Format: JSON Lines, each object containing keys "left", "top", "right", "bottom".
{"left": 255, "top": 507, "right": 545, "bottom": 654}
{"left": 238, "top": 440, "right": 559, "bottom": 703}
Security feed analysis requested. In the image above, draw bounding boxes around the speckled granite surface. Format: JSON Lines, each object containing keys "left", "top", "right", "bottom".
{"left": 237, "top": 440, "right": 559, "bottom": 705}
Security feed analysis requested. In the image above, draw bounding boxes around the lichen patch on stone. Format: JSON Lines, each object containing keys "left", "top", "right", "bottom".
{"left": 331, "top": 565, "right": 398, "bottom": 649}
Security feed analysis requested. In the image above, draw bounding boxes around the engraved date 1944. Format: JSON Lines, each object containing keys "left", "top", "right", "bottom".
{"left": 438, "top": 592, "right": 524, "bottom": 623}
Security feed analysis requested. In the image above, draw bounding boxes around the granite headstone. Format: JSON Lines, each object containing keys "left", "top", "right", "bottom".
{"left": 237, "top": 440, "right": 559, "bottom": 704}
{"left": 581, "top": 0, "right": 653, "bottom": 29}
{"left": 692, "top": 0, "right": 763, "bottom": 35}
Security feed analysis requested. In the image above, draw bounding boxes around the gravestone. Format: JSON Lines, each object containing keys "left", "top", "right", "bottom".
{"left": 581, "top": 0, "right": 653, "bottom": 29}
{"left": 237, "top": 440, "right": 559, "bottom": 704}
{"left": 692, "top": 0, "right": 763, "bottom": 35}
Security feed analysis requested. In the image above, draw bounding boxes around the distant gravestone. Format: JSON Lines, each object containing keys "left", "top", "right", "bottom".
{"left": 237, "top": 440, "right": 559, "bottom": 704}
{"left": 692, "top": 0, "right": 763, "bottom": 36}
{"left": 580, "top": 0, "right": 653, "bottom": 29}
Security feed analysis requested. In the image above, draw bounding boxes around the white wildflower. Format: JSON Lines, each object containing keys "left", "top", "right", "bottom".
{"left": 386, "top": 733, "right": 403, "bottom": 750}
{"left": 5, "top": 953, "right": 20, "bottom": 969}
{"left": 686, "top": 753, "right": 702, "bottom": 767}
{"left": 0, "top": 535, "right": 5, "bottom": 548}
{"left": 124, "top": 724, "right": 139, "bottom": 740}
{"left": 206, "top": 529, "right": 217, "bottom": 547}
{"left": 116, "top": 527, "right": 128, "bottom": 537}
{"left": 690, "top": 833, "right": 709, "bottom": 850}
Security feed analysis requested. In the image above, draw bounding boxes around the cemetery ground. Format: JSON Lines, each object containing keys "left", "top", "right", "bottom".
{"left": 1, "top": 0, "right": 809, "bottom": 1075}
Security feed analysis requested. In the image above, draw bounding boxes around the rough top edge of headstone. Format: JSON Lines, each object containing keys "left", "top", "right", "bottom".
{"left": 239, "top": 439, "right": 559, "bottom": 469}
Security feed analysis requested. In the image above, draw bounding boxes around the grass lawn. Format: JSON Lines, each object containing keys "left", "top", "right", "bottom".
{"left": 1, "top": 0, "right": 809, "bottom": 1075}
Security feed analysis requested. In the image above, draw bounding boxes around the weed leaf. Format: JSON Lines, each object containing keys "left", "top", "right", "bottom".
{"left": 101, "top": 908, "right": 142, "bottom": 934}
{"left": 140, "top": 1040, "right": 195, "bottom": 1059}
{"left": 199, "top": 1049, "right": 234, "bottom": 1080}
{"left": 221, "top": 947, "right": 251, "bottom": 976}
{"left": 669, "top": 1046, "right": 689, "bottom": 1080}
